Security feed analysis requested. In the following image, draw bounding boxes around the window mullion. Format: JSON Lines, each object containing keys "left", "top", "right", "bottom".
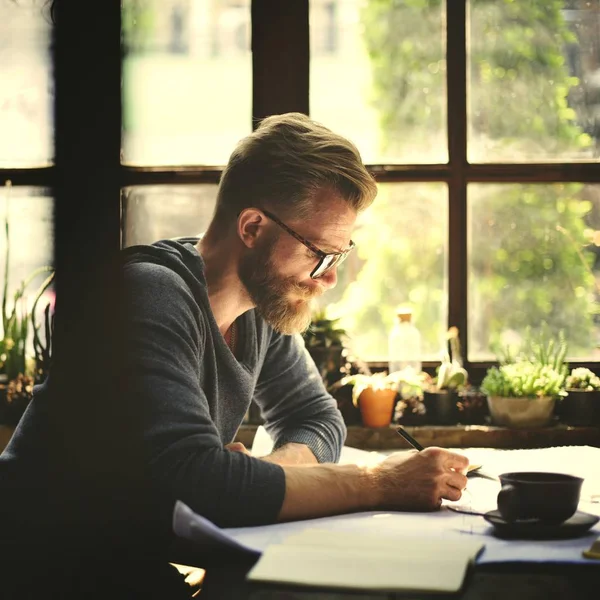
{"left": 446, "top": 0, "right": 469, "bottom": 364}
{"left": 252, "top": 0, "right": 309, "bottom": 125}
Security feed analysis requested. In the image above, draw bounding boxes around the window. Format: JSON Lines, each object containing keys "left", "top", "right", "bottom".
{"left": 5, "top": 0, "right": 600, "bottom": 381}
{"left": 0, "top": 1, "right": 54, "bottom": 360}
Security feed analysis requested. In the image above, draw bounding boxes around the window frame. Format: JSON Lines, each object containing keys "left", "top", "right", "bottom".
{"left": 3, "top": 0, "right": 600, "bottom": 384}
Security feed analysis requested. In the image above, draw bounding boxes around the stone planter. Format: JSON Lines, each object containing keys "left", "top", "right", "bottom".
{"left": 487, "top": 395, "right": 556, "bottom": 429}
{"left": 560, "top": 390, "right": 600, "bottom": 427}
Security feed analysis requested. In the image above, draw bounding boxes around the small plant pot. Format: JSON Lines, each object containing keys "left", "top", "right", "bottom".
{"left": 487, "top": 395, "right": 555, "bottom": 429}
{"left": 560, "top": 390, "right": 600, "bottom": 427}
{"left": 423, "top": 390, "right": 458, "bottom": 425}
{"left": 456, "top": 388, "right": 489, "bottom": 425}
{"left": 358, "top": 388, "right": 397, "bottom": 428}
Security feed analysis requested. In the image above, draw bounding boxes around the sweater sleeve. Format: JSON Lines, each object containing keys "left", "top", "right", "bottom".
{"left": 254, "top": 330, "right": 347, "bottom": 464}
{"left": 122, "top": 262, "right": 286, "bottom": 527}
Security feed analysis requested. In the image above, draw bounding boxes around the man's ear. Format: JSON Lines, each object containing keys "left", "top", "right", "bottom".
{"left": 237, "top": 208, "right": 268, "bottom": 249}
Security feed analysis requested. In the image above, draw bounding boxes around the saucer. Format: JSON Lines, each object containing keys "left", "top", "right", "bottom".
{"left": 483, "top": 510, "right": 599, "bottom": 540}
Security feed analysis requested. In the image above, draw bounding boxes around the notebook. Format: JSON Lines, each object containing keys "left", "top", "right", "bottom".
{"left": 246, "top": 528, "right": 484, "bottom": 593}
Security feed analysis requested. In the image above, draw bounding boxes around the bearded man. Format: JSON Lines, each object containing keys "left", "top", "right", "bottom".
{"left": 1, "top": 113, "right": 468, "bottom": 539}
{"left": 115, "top": 112, "right": 469, "bottom": 528}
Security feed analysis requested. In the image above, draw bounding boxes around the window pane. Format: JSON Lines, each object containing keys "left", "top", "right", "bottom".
{"left": 319, "top": 183, "right": 448, "bottom": 362}
{"left": 0, "top": 1, "right": 53, "bottom": 167}
{"left": 0, "top": 185, "right": 54, "bottom": 359}
{"left": 469, "top": 183, "right": 600, "bottom": 361}
{"left": 469, "top": 0, "right": 600, "bottom": 163}
{"left": 122, "top": 0, "right": 252, "bottom": 166}
{"left": 310, "top": 0, "right": 447, "bottom": 164}
{"left": 121, "top": 185, "right": 218, "bottom": 246}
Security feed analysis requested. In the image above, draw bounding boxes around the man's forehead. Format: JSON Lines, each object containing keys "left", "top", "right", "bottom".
{"left": 301, "top": 209, "right": 356, "bottom": 249}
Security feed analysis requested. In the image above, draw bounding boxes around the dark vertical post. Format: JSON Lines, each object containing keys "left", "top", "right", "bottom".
{"left": 252, "top": 0, "right": 309, "bottom": 124}
{"left": 51, "top": 0, "right": 126, "bottom": 544}
{"left": 446, "top": 1, "right": 469, "bottom": 363}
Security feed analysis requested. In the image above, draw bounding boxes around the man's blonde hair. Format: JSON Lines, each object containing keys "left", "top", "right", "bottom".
{"left": 214, "top": 113, "right": 377, "bottom": 222}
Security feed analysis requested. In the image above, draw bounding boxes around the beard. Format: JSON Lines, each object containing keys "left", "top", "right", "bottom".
{"left": 238, "top": 238, "right": 323, "bottom": 335}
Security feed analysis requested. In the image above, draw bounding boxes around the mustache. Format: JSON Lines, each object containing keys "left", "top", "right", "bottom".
{"left": 287, "top": 280, "right": 325, "bottom": 300}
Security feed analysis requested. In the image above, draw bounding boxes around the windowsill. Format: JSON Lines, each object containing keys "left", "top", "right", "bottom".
{"left": 235, "top": 423, "right": 600, "bottom": 450}
{"left": 2, "top": 423, "right": 598, "bottom": 455}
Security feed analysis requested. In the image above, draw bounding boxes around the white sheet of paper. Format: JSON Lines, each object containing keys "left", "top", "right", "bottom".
{"left": 172, "top": 500, "right": 260, "bottom": 556}
{"left": 247, "top": 529, "right": 483, "bottom": 593}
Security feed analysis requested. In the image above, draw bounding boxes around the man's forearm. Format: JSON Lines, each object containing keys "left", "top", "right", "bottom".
{"left": 276, "top": 447, "right": 471, "bottom": 523}
{"left": 277, "top": 462, "right": 377, "bottom": 521}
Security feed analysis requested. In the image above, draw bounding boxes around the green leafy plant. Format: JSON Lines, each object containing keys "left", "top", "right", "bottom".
{"left": 565, "top": 367, "right": 600, "bottom": 392}
{"left": 481, "top": 362, "right": 567, "bottom": 399}
{"left": 0, "top": 181, "right": 55, "bottom": 425}
{"left": 481, "top": 328, "right": 569, "bottom": 399}
{"left": 302, "top": 309, "right": 347, "bottom": 349}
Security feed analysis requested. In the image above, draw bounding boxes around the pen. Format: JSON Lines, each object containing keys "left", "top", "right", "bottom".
{"left": 396, "top": 426, "right": 425, "bottom": 451}
{"left": 396, "top": 426, "right": 497, "bottom": 481}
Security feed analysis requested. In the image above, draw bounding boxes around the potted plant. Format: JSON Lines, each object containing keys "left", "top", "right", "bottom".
{"left": 0, "top": 191, "right": 55, "bottom": 427}
{"left": 423, "top": 327, "right": 468, "bottom": 425}
{"left": 481, "top": 330, "right": 568, "bottom": 429}
{"left": 302, "top": 309, "right": 348, "bottom": 388}
{"left": 560, "top": 367, "right": 600, "bottom": 426}
{"left": 338, "top": 369, "right": 427, "bottom": 428}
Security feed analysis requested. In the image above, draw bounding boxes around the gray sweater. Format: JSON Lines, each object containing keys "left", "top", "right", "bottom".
{"left": 0, "top": 238, "right": 346, "bottom": 530}
{"left": 120, "top": 238, "right": 346, "bottom": 525}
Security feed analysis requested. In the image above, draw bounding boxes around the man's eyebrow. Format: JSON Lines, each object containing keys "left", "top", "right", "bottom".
{"left": 312, "top": 238, "right": 351, "bottom": 253}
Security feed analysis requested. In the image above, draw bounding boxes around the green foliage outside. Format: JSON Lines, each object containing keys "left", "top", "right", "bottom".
{"left": 331, "top": 0, "right": 598, "bottom": 361}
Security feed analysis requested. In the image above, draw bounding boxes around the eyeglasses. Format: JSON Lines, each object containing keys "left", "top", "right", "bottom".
{"left": 261, "top": 209, "right": 355, "bottom": 279}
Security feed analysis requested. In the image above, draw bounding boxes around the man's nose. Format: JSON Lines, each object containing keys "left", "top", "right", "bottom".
{"left": 319, "top": 267, "right": 338, "bottom": 290}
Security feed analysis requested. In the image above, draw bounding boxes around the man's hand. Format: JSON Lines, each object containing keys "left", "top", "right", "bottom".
{"left": 371, "top": 447, "right": 469, "bottom": 511}
{"left": 224, "top": 442, "right": 252, "bottom": 456}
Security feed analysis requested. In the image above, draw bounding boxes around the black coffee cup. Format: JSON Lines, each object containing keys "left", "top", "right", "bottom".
{"left": 497, "top": 472, "right": 583, "bottom": 524}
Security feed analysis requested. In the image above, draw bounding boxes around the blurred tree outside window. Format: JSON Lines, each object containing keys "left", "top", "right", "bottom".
{"left": 312, "top": 0, "right": 600, "bottom": 364}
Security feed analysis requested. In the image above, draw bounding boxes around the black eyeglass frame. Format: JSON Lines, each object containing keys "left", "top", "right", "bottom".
{"left": 261, "top": 209, "right": 355, "bottom": 279}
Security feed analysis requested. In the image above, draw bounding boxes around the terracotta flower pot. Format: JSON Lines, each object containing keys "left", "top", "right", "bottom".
{"left": 486, "top": 395, "right": 556, "bottom": 428}
{"left": 358, "top": 388, "right": 397, "bottom": 428}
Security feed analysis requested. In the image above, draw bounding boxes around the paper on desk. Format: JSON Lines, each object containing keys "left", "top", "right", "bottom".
{"left": 173, "top": 444, "right": 600, "bottom": 566}
{"left": 172, "top": 500, "right": 260, "bottom": 556}
{"left": 247, "top": 528, "right": 484, "bottom": 593}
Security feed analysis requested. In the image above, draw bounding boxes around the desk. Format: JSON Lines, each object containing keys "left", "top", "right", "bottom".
{"left": 2, "top": 548, "right": 598, "bottom": 599}
{"left": 198, "top": 560, "right": 600, "bottom": 599}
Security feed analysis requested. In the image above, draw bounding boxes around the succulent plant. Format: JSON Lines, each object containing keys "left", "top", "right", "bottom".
{"left": 430, "top": 327, "right": 468, "bottom": 391}
{"left": 481, "top": 361, "right": 567, "bottom": 399}
{"left": 565, "top": 367, "right": 600, "bottom": 391}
